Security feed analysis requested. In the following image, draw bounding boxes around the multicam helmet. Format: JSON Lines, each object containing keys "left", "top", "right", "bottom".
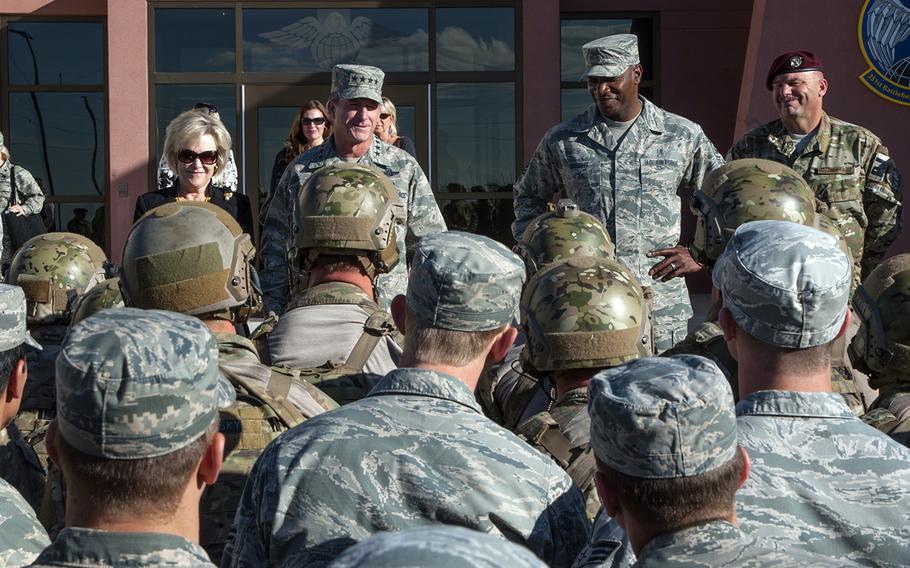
{"left": 851, "top": 254, "right": 910, "bottom": 375}
{"left": 120, "top": 201, "right": 258, "bottom": 322}
{"left": 294, "top": 163, "right": 404, "bottom": 280}
{"left": 515, "top": 199, "right": 616, "bottom": 276}
{"left": 521, "top": 256, "right": 646, "bottom": 372}
{"left": 9, "top": 232, "right": 108, "bottom": 325}
{"left": 70, "top": 276, "right": 124, "bottom": 326}
{"left": 690, "top": 159, "right": 818, "bottom": 266}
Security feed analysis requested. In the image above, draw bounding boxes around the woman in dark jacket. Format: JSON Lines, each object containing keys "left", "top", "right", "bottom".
{"left": 134, "top": 109, "right": 254, "bottom": 236}
{"left": 269, "top": 100, "right": 332, "bottom": 194}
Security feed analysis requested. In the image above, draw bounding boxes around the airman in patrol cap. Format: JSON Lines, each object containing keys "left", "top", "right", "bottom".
{"left": 0, "top": 284, "right": 49, "bottom": 565}
{"left": 32, "top": 309, "right": 233, "bottom": 567}
{"left": 224, "top": 231, "right": 590, "bottom": 568}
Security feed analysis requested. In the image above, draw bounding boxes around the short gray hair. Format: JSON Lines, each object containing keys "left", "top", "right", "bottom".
{"left": 162, "top": 110, "right": 232, "bottom": 184}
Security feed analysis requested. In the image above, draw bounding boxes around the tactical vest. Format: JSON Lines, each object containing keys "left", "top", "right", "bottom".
{"left": 516, "top": 409, "right": 599, "bottom": 521}
{"left": 862, "top": 390, "right": 910, "bottom": 448}
{"left": 201, "top": 362, "right": 309, "bottom": 564}
{"left": 16, "top": 325, "right": 67, "bottom": 472}
{"left": 264, "top": 282, "right": 400, "bottom": 405}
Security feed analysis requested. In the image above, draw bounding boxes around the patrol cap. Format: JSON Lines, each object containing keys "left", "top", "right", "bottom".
{"left": 582, "top": 34, "right": 640, "bottom": 79}
{"left": 331, "top": 64, "right": 384, "bottom": 105}
{"left": 0, "top": 284, "right": 42, "bottom": 351}
{"left": 327, "top": 525, "right": 547, "bottom": 568}
{"left": 588, "top": 354, "right": 737, "bottom": 479}
{"left": 407, "top": 231, "right": 525, "bottom": 332}
{"left": 55, "top": 308, "right": 235, "bottom": 459}
{"left": 713, "top": 220, "right": 850, "bottom": 349}
{"left": 766, "top": 50, "right": 824, "bottom": 89}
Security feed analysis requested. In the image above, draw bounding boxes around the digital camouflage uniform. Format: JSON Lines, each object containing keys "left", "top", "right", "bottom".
{"left": 0, "top": 477, "right": 49, "bottom": 567}
{"left": 326, "top": 525, "right": 548, "bottom": 568}
{"left": 39, "top": 308, "right": 235, "bottom": 568}
{"left": 31, "top": 528, "right": 214, "bottom": 568}
{"left": 0, "top": 285, "right": 48, "bottom": 566}
{"left": 0, "top": 159, "right": 45, "bottom": 219}
{"left": 728, "top": 112, "right": 902, "bottom": 282}
{"left": 514, "top": 256, "right": 647, "bottom": 521}
{"left": 265, "top": 163, "right": 405, "bottom": 403}
{"left": 513, "top": 97, "right": 723, "bottom": 352}
{"left": 712, "top": 221, "right": 910, "bottom": 565}
{"left": 584, "top": 355, "right": 793, "bottom": 568}
{"left": 260, "top": 65, "right": 446, "bottom": 315}
{"left": 223, "top": 232, "right": 590, "bottom": 568}
{"left": 666, "top": 159, "right": 864, "bottom": 412}
{"left": 852, "top": 254, "right": 910, "bottom": 447}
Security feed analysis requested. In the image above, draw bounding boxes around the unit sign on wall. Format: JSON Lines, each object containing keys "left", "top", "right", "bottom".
{"left": 858, "top": 0, "right": 910, "bottom": 106}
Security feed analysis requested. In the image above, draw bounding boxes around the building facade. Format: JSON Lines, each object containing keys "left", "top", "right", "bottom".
{"left": 1, "top": 0, "right": 906, "bottom": 277}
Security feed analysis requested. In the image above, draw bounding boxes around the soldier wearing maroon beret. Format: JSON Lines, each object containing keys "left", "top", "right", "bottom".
{"left": 728, "top": 50, "right": 902, "bottom": 290}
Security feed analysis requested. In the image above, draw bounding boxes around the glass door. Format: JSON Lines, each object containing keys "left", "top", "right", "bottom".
{"left": 243, "top": 84, "right": 428, "bottom": 244}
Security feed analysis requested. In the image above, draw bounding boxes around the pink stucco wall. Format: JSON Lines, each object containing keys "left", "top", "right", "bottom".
{"left": 736, "top": 0, "right": 909, "bottom": 257}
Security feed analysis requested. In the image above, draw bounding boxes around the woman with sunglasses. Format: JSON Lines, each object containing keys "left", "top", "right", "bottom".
{"left": 374, "top": 96, "right": 416, "bottom": 158}
{"left": 270, "top": 101, "right": 332, "bottom": 194}
{"left": 134, "top": 109, "right": 254, "bottom": 235}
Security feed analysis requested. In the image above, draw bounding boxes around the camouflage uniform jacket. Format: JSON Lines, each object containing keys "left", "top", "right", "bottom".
{"left": 512, "top": 99, "right": 724, "bottom": 351}
{"left": 260, "top": 135, "right": 446, "bottom": 315}
{"left": 0, "top": 160, "right": 46, "bottom": 217}
{"left": 634, "top": 520, "right": 841, "bottom": 568}
{"left": 516, "top": 386, "right": 600, "bottom": 520}
{"left": 0, "top": 423, "right": 45, "bottom": 513}
{"left": 216, "top": 332, "right": 337, "bottom": 418}
{"left": 862, "top": 383, "right": 910, "bottom": 448}
{"left": 30, "top": 528, "right": 214, "bottom": 567}
{"left": 477, "top": 343, "right": 551, "bottom": 430}
{"left": 735, "top": 390, "right": 910, "bottom": 566}
{"left": 728, "top": 113, "right": 903, "bottom": 281}
{"left": 268, "top": 282, "right": 402, "bottom": 380}
{"left": 222, "top": 367, "right": 591, "bottom": 568}
{"left": 0, "top": 477, "right": 48, "bottom": 567}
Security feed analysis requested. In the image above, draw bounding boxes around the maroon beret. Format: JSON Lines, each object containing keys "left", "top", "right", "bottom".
{"left": 765, "top": 51, "right": 824, "bottom": 90}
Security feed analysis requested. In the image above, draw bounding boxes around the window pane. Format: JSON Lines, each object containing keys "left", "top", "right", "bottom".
{"left": 9, "top": 92, "right": 106, "bottom": 198}
{"left": 436, "top": 8, "right": 515, "bottom": 72}
{"left": 436, "top": 83, "right": 514, "bottom": 193}
{"left": 8, "top": 22, "right": 104, "bottom": 85}
{"left": 155, "top": 85, "right": 236, "bottom": 165}
{"left": 54, "top": 202, "right": 105, "bottom": 246}
{"left": 395, "top": 105, "right": 416, "bottom": 148}
{"left": 439, "top": 198, "right": 515, "bottom": 247}
{"left": 155, "top": 8, "right": 235, "bottom": 72}
{"left": 243, "top": 8, "right": 428, "bottom": 72}
{"left": 560, "top": 19, "right": 654, "bottom": 82}
{"left": 258, "top": 106, "right": 299, "bottom": 198}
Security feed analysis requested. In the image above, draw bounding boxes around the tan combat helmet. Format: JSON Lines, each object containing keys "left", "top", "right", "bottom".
{"left": 9, "top": 232, "right": 108, "bottom": 325}
{"left": 70, "top": 276, "right": 125, "bottom": 327}
{"left": 852, "top": 254, "right": 910, "bottom": 375}
{"left": 120, "top": 201, "right": 258, "bottom": 322}
{"left": 515, "top": 199, "right": 616, "bottom": 276}
{"left": 521, "top": 256, "right": 647, "bottom": 373}
{"left": 294, "top": 163, "right": 404, "bottom": 282}
{"left": 690, "top": 159, "right": 819, "bottom": 267}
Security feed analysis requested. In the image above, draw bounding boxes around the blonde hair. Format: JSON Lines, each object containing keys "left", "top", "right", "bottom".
{"left": 163, "top": 110, "right": 232, "bottom": 184}
{"left": 381, "top": 96, "right": 398, "bottom": 138}
{"left": 0, "top": 144, "right": 9, "bottom": 163}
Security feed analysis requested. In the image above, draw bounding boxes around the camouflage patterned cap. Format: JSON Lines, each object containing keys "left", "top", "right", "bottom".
{"left": 55, "top": 308, "right": 235, "bottom": 459}
{"left": 327, "top": 526, "right": 547, "bottom": 568}
{"left": 0, "top": 284, "right": 42, "bottom": 351}
{"left": 713, "top": 220, "right": 851, "bottom": 349}
{"left": 331, "top": 64, "right": 384, "bottom": 105}
{"left": 582, "top": 34, "right": 640, "bottom": 79}
{"left": 588, "top": 354, "right": 737, "bottom": 479}
{"left": 407, "top": 231, "right": 525, "bottom": 332}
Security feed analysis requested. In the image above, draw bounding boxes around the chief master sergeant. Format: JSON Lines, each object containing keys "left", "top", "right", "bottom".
{"left": 728, "top": 50, "right": 902, "bottom": 283}
{"left": 512, "top": 34, "right": 724, "bottom": 352}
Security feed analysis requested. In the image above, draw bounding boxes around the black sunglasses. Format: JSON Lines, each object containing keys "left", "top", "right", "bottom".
{"left": 301, "top": 117, "right": 326, "bottom": 126}
{"left": 177, "top": 149, "right": 218, "bottom": 165}
{"left": 193, "top": 102, "right": 219, "bottom": 115}
{"left": 380, "top": 113, "right": 391, "bottom": 120}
